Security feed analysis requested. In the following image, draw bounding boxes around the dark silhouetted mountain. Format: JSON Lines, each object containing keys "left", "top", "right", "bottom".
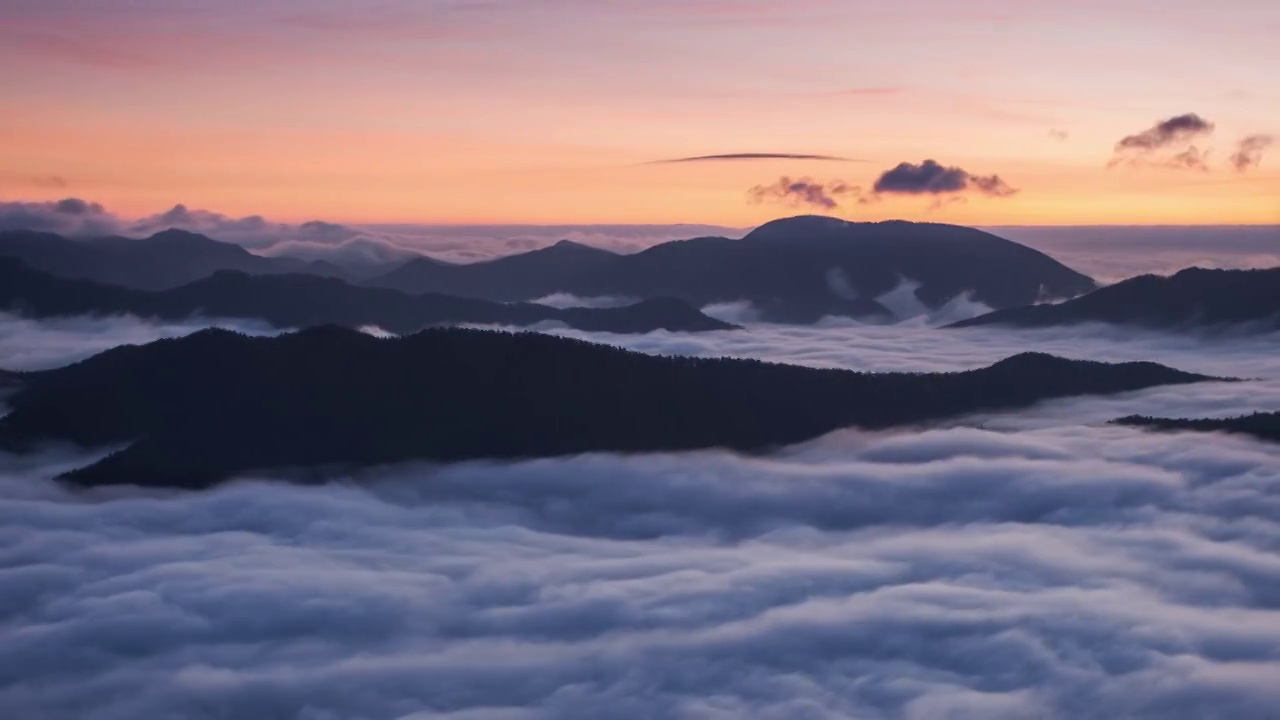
{"left": 952, "top": 267, "right": 1280, "bottom": 331}
{"left": 1114, "top": 411, "right": 1280, "bottom": 444}
{"left": 2, "top": 219, "right": 1094, "bottom": 323}
{"left": 0, "top": 329, "right": 1212, "bottom": 488}
{"left": 0, "top": 258, "right": 734, "bottom": 334}
{"left": 0, "top": 228, "right": 351, "bottom": 290}
{"left": 367, "top": 216, "right": 1096, "bottom": 322}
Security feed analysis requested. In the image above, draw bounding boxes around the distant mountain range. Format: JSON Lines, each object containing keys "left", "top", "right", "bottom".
{"left": 2, "top": 216, "right": 1099, "bottom": 324}
{"left": 1114, "top": 411, "right": 1280, "bottom": 444}
{"left": 0, "top": 257, "right": 734, "bottom": 334}
{"left": 370, "top": 216, "right": 1098, "bottom": 322}
{"left": 0, "top": 228, "right": 353, "bottom": 290}
{"left": 952, "top": 267, "right": 1280, "bottom": 331}
{"left": 0, "top": 326, "right": 1214, "bottom": 487}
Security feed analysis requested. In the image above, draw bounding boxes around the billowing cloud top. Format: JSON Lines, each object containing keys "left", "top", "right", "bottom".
{"left": 3, "top": 314, "right": 1280, "bottom": 720}
{"left": 0, "top": 197, "right": 118, "bottom": 236}
{"left": 873, "top": 160, "right": 1018, "bottom": 197}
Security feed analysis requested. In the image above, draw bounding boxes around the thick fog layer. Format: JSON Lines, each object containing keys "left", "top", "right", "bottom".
{"left": 2, "top": 313, "right": 1279, "bottom": 718}
{"left": 3, "top": 419, "right": 1279, "bottom": 719}
{"left": 549, "top": 320, "right": 1280, "bottom": 430}
{"left": 551, "top": 317, "right": 1279, "bottom": 375}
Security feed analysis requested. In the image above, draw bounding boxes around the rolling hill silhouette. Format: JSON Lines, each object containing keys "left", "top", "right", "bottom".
{"left": 0, "top": 228, "right": 350, "bottom": 290}
{"left": 0, "top": 327, "right": 1214, "bottom": 488}
{"left": 0, "top": 257, "right": 734, "bottom": 334}
{"left": 952, "top": 267, "right": 1280, "bottom": 331}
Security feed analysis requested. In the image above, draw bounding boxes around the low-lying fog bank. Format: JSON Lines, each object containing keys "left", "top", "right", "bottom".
{"left": 2, "top": 419, "right": 1278, "bottom": 718}
{"left": 1, "top": 311, "right": 1278, "bottom": 718}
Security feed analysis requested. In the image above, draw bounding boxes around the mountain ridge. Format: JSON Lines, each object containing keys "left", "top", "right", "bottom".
{"left": 1114, "top": 411, "right": 1280, "bottom": 444}
{"left": 0, "top": 228, "right": 348, "bottom": 289}
{"left": 0, "top": 257, "right": 735, "bottom": 334}
{"left": 367, "top": 215, "right": 1098, "bottom": 322}
{"left": 951, "top": 267, "right": 1280, "bottom": 331}
{"left": 0, "top": 326, "right": 1216, "bottom": 488}
{"left": 1, "top": 217, "right": 1097, "bottom": 324}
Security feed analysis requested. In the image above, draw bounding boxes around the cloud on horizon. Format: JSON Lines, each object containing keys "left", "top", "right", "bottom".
{"left": 0, "top": 197, "right": 118, "bottom": 236}
{"left": 747, "top": 176, "right": 866, "bottom": 210}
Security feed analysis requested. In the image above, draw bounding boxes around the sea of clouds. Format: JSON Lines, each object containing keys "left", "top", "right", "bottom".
{"left": 2, "top": 312, "right": 1280, "bottom": 719}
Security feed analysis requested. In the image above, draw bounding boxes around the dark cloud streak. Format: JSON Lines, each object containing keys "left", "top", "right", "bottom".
{"left": 1110, "top": 113, "right": 1220, "bottom": 171}
{"left": 654, "top": 152, "right": 860, "bottom": 164}
{"left": 1115, "top": 113, "right": 1216, "bottom": 151}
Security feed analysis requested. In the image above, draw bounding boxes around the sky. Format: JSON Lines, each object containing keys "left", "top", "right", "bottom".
{"left": 1, "top": 0, "right": 1278, "bottom": 225}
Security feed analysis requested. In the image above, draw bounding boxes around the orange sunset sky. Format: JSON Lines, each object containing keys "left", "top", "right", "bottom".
{"left": 1, "top": 0, "right": 1277, "bottom": 226}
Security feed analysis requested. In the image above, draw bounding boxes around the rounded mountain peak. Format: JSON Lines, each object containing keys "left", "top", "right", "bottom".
{"left": 744, "top": 215, "right": 853, "bottom": 243}
{"left": 743, "top": 216, "right": 935, "bottom": 245}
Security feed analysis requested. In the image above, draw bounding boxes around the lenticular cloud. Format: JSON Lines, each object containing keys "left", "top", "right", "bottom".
{"left": 2, "top": 419, "right": 1279, "bottom": 719}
